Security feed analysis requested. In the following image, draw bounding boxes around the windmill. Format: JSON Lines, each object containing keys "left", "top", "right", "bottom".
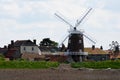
{"left": 55, "top": 8, "right": 96, "bottom": 62}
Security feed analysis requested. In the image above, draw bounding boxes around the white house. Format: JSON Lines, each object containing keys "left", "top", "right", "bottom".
{"left": 14, "top": 40, "right": 41, "bottom": 55}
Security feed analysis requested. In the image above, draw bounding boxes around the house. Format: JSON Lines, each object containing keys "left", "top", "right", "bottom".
{"left": 0, "top": 46, "right": 8, "bottom": 56}
{"left": 5, "top": 40, "right": 41, "bottom": 60}
{"left": 85, "top": 48, "right": 110, "bottom": 61}
{"left": 14, "top": 40, "right": 41, "bottom": 55}
{"left": 6, "top": 48, "right": 19, "bottom": 60}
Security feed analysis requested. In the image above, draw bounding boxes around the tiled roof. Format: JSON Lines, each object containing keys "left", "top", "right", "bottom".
{"left": 84, "top": 48, "right": 108, "bottom": 54}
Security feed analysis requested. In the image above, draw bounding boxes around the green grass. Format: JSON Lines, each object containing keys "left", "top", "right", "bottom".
{"left": 0, "top": 61, "right": 59, "bottom": 69}
{"left": 71, "top": 60, "right": 120, "bottom": 69}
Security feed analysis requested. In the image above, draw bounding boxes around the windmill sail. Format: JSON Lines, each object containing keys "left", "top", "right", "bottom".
{"left": 75, "top": 8, "right": 92, "bottom": 28}
{"left": 59, "top": 34, "right": 70, "bottom": 47}
{"left": 83, "top": 33, "right": 96, "bottom": 44}
{"left": 55, "top": 13, "right": 74, "bottom": 28}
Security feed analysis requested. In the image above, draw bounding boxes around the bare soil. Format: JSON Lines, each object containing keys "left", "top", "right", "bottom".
{"left": 0, "top": 64, "right": 120, "bottom": 80}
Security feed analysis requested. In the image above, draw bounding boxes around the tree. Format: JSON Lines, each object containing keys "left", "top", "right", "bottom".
{"left": 109, "top": 41, "right": 120, "bottom": 60}
{"left": 114, "top": 45, "right": 119, "bottom": 54}
{"left": 40, "top": 38, "right": 58, "bottom": 47}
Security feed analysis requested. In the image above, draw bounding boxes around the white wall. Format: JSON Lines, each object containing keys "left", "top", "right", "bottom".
{"left": 20, "top": 46, "right": 41, "bottom": 55}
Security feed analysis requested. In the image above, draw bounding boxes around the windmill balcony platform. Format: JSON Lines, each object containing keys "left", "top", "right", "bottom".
{"left": 64, "top": 52, "right": 88, "bottom": 56}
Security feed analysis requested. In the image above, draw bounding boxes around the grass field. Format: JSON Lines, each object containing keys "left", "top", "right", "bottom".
{"left": 0, "top": 53, "right": 120, "bottom": 69}
{"left": 0, "top": 61, "right": 59, "bottom": 69}
{"left": 71, "top": 60, "right": 120, "bottom": 69}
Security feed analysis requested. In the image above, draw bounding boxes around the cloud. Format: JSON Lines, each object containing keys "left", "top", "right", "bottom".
{"left": 0, "top": 0, "right": 120, "bottom": 49}
{"left": 0, "top": 1, "right": 21, "bottom": 18}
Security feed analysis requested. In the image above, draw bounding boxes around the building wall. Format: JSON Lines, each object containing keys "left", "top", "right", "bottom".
{"left": 87, "top": 54, "right": 110, "bottom": 61}
{"left": 20, "top": 46, "right": 41, "bottom": 55}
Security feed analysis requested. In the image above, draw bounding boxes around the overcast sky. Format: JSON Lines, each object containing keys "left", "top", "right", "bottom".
{"left": 0, "top": 0, "right": 120, "bottom": 50}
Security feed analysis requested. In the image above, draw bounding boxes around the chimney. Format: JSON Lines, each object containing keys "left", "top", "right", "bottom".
{"left": 8, "top": 44, "right": 11, "bottom": 49}
{"left": 100, "top": 46, "right": 103, "bottom": 50}
{"left": 4, "top": 45, "right": 7, "bottom": 48}
{"left": 33, "top": 39, "right": 36, "bottom": 45}
{"left": 11, "top": 40, "right": 14, "bottom": 45}
{"left": 92, "top": 45, "right": 95, "bottom": 50}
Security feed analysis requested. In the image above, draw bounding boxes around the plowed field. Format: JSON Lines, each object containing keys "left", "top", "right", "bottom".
{"left": 0, "top": 64, "right": 120, "bottom": 80}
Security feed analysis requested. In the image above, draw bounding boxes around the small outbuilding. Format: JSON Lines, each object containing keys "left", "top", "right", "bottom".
{"left": 85, "top": 48, "right": 110, "bottom": 61}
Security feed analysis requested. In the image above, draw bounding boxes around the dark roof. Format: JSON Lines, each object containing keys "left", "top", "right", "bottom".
{"left": 39, "top": 46, "right": 58, "bottom": 52}
{"left": 14, "top": 40, "right": 36, "bottom": 47}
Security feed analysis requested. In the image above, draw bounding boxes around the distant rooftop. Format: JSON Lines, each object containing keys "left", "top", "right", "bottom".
{"left": 84, "top": 48, "right": 108, "bottom": 54}
{"left": 14, "top": 40, "right": 36, "bottom": 47}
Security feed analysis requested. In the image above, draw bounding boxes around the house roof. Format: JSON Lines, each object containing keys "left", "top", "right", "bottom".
{"left": 14, "top": 40, "right": 36, "bottom": 47}
{"left": 84, "top": 48, "right": 108, "bottom": 54}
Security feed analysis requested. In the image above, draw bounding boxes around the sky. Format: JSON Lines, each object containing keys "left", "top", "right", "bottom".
{"left": 0, "top": 0, "right": 120, "bottom": 50}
